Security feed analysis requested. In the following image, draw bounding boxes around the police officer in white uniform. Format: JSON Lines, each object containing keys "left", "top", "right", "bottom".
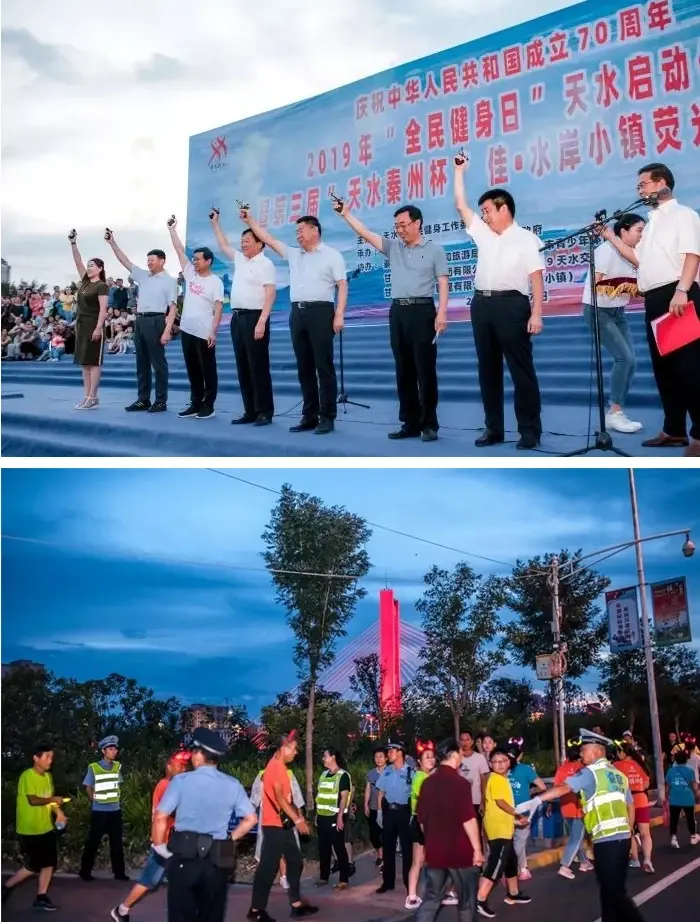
{"left": 241, "top": 208, "right": 347, "bottom": 435}
{"left": 454, "top": 152, "right": 545, "bottom": 450}
{"left": 152, "top": 728, "right": 257, "bottom": 922}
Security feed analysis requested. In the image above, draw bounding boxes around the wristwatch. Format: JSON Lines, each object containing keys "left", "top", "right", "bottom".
{"left": 676, "top": 285, "right": 688, "bottom": 293}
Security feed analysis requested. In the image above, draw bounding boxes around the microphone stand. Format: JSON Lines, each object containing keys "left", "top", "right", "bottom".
{"left": 337, "top": 267, "right": 370, "bottom": 412}
{"left": 540, "top": 197, "right": 649, "bottom": 457}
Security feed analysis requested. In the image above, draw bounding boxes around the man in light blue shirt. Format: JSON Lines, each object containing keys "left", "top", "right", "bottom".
{"left": 242, "top": 209, "right": 347, "bottom": 435}
{"left": 80, "top": 735, "right": 127, "bottom": 882}
{"left": 153, "top": 728, "right": 257, "bottom": 922}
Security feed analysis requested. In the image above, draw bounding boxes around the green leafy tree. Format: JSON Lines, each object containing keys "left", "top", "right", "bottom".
{"left": 486, "top": 677, "right": 537, "bottom": 722}
{"left": 262, "top": 484, "right": 371, "bottom": 807}
{"left": 414, "top": 562, "right": 506, "bottom": 740}
{"left": 505, "top": 551, "right": 610, "bottom": 678}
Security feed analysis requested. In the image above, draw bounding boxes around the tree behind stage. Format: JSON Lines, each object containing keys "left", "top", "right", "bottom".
{"left": 262, "top": 484, "right": 371, "bottom": 808}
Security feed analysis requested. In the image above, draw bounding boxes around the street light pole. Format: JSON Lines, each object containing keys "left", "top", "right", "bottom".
{"left": 628, "top": 469, "right": 665, "bottom": 805}
{"left": 550, "top": 556, "right": 567, "bottom": 764}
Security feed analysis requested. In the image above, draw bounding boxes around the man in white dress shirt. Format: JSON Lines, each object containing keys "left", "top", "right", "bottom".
{"left": 210, "top": 211, "right": 276, "bottom": 426}
{"left": 240, "top": 209, "right": 347, "bottom": 435}
{"left": 454, "top": 153, "right": 544, "bottom": 450}
{"left": 603, "top": 163, "right": 700, "bottom": 457}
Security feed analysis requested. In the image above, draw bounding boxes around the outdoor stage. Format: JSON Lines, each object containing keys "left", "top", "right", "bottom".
{"left": 0, "top": 313, "right": 678, "bottom": 458}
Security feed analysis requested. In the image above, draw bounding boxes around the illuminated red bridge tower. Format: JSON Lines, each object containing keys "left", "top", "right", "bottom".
{"left": 380, "top": 588, "right": 402, "bottom": 713}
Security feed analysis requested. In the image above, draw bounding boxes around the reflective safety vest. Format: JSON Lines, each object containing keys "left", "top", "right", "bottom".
{"left": 91, "top": 761, "right": 122, "bottom": 806}
{"left": 580, "top": 759, "right": 630, "bottom": 842}
{"left": 316, "top": 769, "right": 352, "bottom": 817}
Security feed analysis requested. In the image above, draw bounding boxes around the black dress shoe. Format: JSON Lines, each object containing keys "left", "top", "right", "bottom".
{"left": 376, "top": 884, "right": 394, "bottom": 894}
{"left": 641, "top": 432, "right": 689, "bottom": 448}
{"left": 421, "top": 428, "right": 438, "bottom": 442}
{"left": 148, "top": 401, "right": 167, "bottom": 413}
{"left": 290, "top": 905, "right": 319, "bottom": 918}
{"left": 475, "top": 431, "right": 504, "bottom": 447}
{"left": 315, "top": 418, "right": 334, "bottom": 434}
{"left": 517, "top": 434, "right": 540, "bottom": 450}
{"left": 125, "top": 400, "right": 150, "bottom": 412}
{"left": 289, "top": 418, "right": 318, "bottom": 432}
{"left": 388, "top": 426, "right": 421, "bottom": 440}
{"left": 254, "top": 415, "right": 273, "bottom": 427}
{"left": 232, "top": 414, "right": 256, "bottom": 425}
{"left": 247, "top": 911, "right": 276, "bottom": 922}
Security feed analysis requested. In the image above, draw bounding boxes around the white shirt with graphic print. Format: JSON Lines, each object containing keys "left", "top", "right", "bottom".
{"left": 180, "top": 262, "right": 224, "bottom": 340}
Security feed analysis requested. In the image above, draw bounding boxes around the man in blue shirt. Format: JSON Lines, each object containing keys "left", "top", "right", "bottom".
{"left": 665, "top": 750, "right": 700, "bottom": 848}
{"left": 80, "top": 735, "right": 128, "bottom": 882}
{"left": 375, "top": 740, "right": 414, "bottom": 894}
{"left": 152, "top": 727, "right": 257, "bottom": 922}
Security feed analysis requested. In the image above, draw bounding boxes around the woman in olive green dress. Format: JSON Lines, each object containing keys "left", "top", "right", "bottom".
{"left": 68, "top": 230, "right": 109, "bottom": 409}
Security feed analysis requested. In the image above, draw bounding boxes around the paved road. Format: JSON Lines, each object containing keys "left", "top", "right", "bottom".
{"left": 3, "top": 825, "right": 698, "bottom": 921}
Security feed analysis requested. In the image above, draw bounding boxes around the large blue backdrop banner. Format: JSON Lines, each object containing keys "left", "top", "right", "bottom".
{"left": 187, "top": 0, "right": 700, "bottom": 318}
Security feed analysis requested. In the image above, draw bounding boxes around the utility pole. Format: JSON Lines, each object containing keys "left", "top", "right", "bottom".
{"left": 628, "top": 470, "right": 665, "bottom": 804}
{"left": 550, "top": 556, "right": 566, "bottom": 764}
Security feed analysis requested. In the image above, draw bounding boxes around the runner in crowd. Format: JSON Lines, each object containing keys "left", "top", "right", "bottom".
{"left": 507, "top": 743, "right": 546, "bottom": 882}
{"left": 554, "top": 739, "right": 594, "bottom": 879}
{"left": 665, "top": 750, "right": 700, "bottom": 848}
{"left": 613, "top": 742, "right": 653, "bottom": 873}
{"left": 250, "top": 763, "right": 305, "bottom": 890}
{"left": 405, "top": 742, "right": 437, "bottom": 910}
{"left": 364, "top": 746, "right": 388, "bottom": 868}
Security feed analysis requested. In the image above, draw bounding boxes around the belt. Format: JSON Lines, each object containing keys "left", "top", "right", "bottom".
{"left": 474, "top": 289, "right": 524, "bottom": 298}
{"left": 386, "top": 802, "right": 410, "bottom": 810}
{"left": 291, "top": 301, "right": 334, "bottom": 308}
{"left": 136, "top": 312, "right": 166, "bottom": 318}
{"left": 392, "top": 297, "right": 434, "bottom": 306}
{"left": 231, "top": 308, "right": 261, "bottom": 313}
{"left": 169, "top": 831, "right": 236, "bottom": 869}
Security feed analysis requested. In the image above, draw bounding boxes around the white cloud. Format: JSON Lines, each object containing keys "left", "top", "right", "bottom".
{"left": 1, "top": 0, "right": 580, "bottom": 285}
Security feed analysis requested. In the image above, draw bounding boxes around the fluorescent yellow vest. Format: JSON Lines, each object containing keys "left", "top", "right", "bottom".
{"left": 316, "top": 769, "right": 352, "bottom": 817}
{"left": 91, "top": 761, "right": 122, "bottom": 805}
{"left": 580, "top": 759, "right": 630, "bottom": 841}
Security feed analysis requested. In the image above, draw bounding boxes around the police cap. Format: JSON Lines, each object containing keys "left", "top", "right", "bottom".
{"left": 191, "top": 727, "right": 228, "bottom": 756}
{"left": 579, "top": 727, "right": 613, "bottom": 748}
{"left": 99, "top": 735, "right": 119, "bottom": 750}
{"left": 387, "top": 739, "right": 407, "bottom": 752}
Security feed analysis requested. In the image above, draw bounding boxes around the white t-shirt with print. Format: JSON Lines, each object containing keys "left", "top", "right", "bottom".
{"left": 582, "top": 240, "right": 638, "bottom": 308}
{"left": 179, "top": 262, "right": 224, "bottom": 340}
{"left": 459, "top": 751, "right": 490, "bottom": 805}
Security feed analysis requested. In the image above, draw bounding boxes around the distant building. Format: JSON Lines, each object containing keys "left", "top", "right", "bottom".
{"left": 1, "top": 659, "right": 46, "bottom": 679}
{"left": 1, "top": 259, "right": 10, "bottom": 287}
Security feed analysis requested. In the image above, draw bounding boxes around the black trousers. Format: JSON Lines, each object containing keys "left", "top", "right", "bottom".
{"left": 289, "top": 302, "right": 337, "bottom": 420}
{"left": 416, "top": 866, "right": 479, "bottom": 922}
{"left": 180, "top": 330, "right": 218, "bottom": 408}
{"left": 166, "top": 855, "right": 229, "bottom": 922}
{"left": 80, "top": 810, "right": 125, "bottom": 877}
{"left": 251, "top": 826, "right": 303, "bottom": 911}
{"left": 381, "top": 804, "right": 412, "bottom": 889}
{"left": 368, "top": 809, "right": 383, "bottom": 851}
{"left": 135, "top": 313, "right": 168, "bottom": 403}
{"left": 230, "top": 310, "right": 274, "bottom": 417}
{"left": 669, "top": 805, "right": 696, "bottom": 836}
{"left": 317, "top": 814, "right": 349, "bottom": 883}
{"left": 644, "top": 281, "right": 700, "bottom": 440}
{"left": 389, "top": 301, "right": 438, "bottom": 431}
{"left": 593, "top": 838, "right": 645, "bottom": 922}
{"left": 470, "top": 293, "right": 541, "bottom": 438}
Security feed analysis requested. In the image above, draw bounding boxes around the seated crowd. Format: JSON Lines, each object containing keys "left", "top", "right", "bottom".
{"left": 1, "top": 277, "right": 146, "bottom": 362}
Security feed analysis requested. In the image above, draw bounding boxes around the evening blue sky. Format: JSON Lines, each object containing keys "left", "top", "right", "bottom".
{"left": 2, "top": 468, "right": 698, "bottom": 717}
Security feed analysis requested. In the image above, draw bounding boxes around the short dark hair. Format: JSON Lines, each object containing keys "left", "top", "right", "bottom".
{"left": 242, "top": 228, "right": 265, "bottom": 249}
{"left": 373, "top": 744, "right": 388, "bottom": 755}
{"left": 490, "top": 747, "right": 512, "bottom": 763}
{"left": 459, "top": 729, "right": 473, "bottom": 739}
{"left": 613, "top": 213, "right": 645, "bottom": 237}
{"left": 394, "top": 205, "right": 423, "bottom": 228}
{"left": 296, "top": 215, "right": 322, "bottom": 235}
{"left": 638, "top": 162, "right": 675, "bottom": 191}
{"left": 193, "top": 247, "right": 214, "bottom": 265}
{"left": 33, "top": 743, "right": 53, "bottom": 758}
{"left": 674, "top": 749, "right": 688, "bottom": 764}
{"left": 478, "top": 189, "right": 516, "bottom": 218}
{"left": 147, "top": 249, "right": 166, "bottom": 261}
{"left": 437, "top": 738, "right": 460, "bottom": 762}
{"left": 323, "top": 747, "right": 345, "bottom": 768}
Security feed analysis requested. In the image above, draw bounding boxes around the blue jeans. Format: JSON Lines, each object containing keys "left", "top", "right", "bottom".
{"left": 561, "top": 817, "right": 588, "bottom": 867}
{"left": 583, "top": 305, "right": 636, "bottom": 407}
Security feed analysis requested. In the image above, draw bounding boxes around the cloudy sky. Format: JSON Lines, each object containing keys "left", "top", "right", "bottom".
{"left": 2, "top": 467, "right": 698, "bottom": 715}
{"left": 1, "top": 0, "right": 580, "bottom": 287}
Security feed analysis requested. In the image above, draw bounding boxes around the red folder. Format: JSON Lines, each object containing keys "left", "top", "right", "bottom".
{"left": 650, "top": 303, "right": 700, "bottom": 356}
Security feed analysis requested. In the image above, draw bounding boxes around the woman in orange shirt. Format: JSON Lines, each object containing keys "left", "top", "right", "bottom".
{"left": 553, "top": 741, "right": 594, "bottom": 879}
{"left": 613, "top": 743, "right": 653, "bottom": 874}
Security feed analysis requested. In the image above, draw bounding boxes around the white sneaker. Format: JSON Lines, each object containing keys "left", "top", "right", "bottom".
{"left": 441, "top": 892, "right": 458, "bottom": 906}
{"left": 279, "top": 875, "right": 289, "bottom": 890}
{"left": 629, "top": 859, "right": 641, "bottom": 868}
{"left": 690, "top": 834, "right": 700, "bottom": 845}
{"left": 579, "top": 861, "right": 594, "bottom": 872}
{"left": 606, "top": 409, "right": 643, "bottom": 433}
{"left": 558, "top": 866, "right": 575, "bottom": 879}
{"left": 671, "top": 835, "right": 679, "bottom": 849}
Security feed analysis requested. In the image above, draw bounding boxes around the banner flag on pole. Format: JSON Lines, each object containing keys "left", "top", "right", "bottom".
{"left": 651, "top": 577, "right": 692, "bottom": 646}
{"left": 605, "top": 586, "right": 642, "bottom": 653}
